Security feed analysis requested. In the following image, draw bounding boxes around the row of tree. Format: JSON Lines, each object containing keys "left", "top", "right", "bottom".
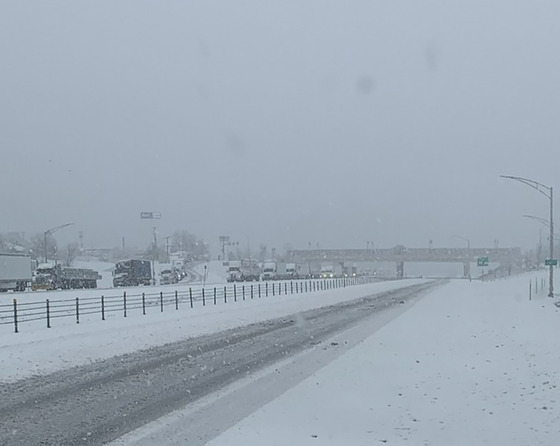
{"left": 0, "top": 230, "right": 209, "bottom": 266}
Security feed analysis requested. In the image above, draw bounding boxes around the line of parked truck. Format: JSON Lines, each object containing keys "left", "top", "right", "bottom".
{"left": 0, "top": 253, "right": 102, "bottom": 292}
{"left": 0, "top": 250, "right": 191, "bottom": 292}
{"left": 226, "top": 260, "right": 358, "bottom": 282}
{"left": 1, "top": 251, "right": 359, "bottom": 292}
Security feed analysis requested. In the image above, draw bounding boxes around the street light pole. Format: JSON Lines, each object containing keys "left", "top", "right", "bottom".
{"left": 454, "top": 235, "right": 471, "bottom": 280}
{"left": 43, "top": 223, "right": 74, "bottom": 263}
{"left": 551, "top": 187, "right": 554, "bottom": 297}
{"left": 501, "top": 175, "right": 554, "bottom": 297}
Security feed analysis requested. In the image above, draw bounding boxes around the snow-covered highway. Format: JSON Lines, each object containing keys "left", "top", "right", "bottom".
{"left": 0, "top": 279, "right": 436, "bottom": 445}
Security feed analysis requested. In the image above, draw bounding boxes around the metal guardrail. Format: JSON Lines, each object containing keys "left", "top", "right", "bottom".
{"left": 0, "top": 277, "right": 377, "bottom": 333}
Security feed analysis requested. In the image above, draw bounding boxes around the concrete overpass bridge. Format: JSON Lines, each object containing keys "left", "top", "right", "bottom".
{"left": 286, "top": 246, "right": 523, "bottom": 278}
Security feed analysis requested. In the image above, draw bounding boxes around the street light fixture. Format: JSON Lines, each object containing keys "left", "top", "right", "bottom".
{"left": 43, "top": 223, "right": 74, "bottom": 263}
{"left": 501, "top": 175, "right": 554, "bottom": 297}
{"left": 454, "top": 235, "right": 471, "bottom": 253}
{"left": 522, "top": 215, "right": 560, "bottom": 241}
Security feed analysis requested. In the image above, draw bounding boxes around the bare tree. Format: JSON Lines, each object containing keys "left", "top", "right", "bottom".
{"left": 64, "top": 242, "right": 80, "bottom": 267}
{"left": 172, "top": 230, "right": 208, "bottom": 260}
{"left": 30, "top": 233, "right": 57, "bottom": 263}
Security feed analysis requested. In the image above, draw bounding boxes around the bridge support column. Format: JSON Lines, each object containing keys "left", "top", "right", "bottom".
{"left": 463, "top": 261, "right": 471, "bottom": 280}
{"left": 396, "top": 261, "right": 404, "bottom": 279}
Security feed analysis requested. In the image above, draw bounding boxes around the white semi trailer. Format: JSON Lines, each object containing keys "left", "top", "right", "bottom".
{"left": 0, "top": 253, "right": 32, "bottom": 292}
{"left": 227, "top": 259, "right": 261, "bottom": 282}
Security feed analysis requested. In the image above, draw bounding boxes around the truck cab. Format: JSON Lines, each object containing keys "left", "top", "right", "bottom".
{"left": 226, "top": 261, "right": 242, "bottom": 282}
{"left": 262, "top": 262, "right": 277, "bottom": 281}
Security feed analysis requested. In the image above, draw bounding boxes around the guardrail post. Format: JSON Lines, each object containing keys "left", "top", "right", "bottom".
{"left": 290, "top": 281, "right": 293, "bottom": 294}
{"left": 189, "top": 288, "right": 193, "bottom": 308}
{"left": 272, "top": 282, "right": 275, "bottom": 296}
{"left": 224, "top": 286, "right": 227, "bottom": 303}
{"left": 101, "top": 295, "right": 105, "bottom": 320}
{"left": 242, "top": 285, "right": 245, "bottom": 301}
{"left": 142, "top": 292, "right": 146, "bottom": 315}
{"left": 251, "top": 284, "right": 254, "bottom": 299}
{"left": 175, "top": 290, "right": 179, "bottom": 310}
{"left": 285, "top": 282, "right": 287, "bottom": 295}
{"left": 160, "top": 292, "right": 164, "bottom": 312}
{"left": 266, "top": 282, "right": 268, "bottom": 297}
{"left": 258, "top": 283, "right": 261, "bottom": 298}
{"left": 46, "top": 299, "right": 51, "bottom": 328}
{"left": 234, "top": 284, "right": 237, "bottom": 302}
{"left": 202, "top": 288, "right": 206, "bottom": 306}
{"left": 76, "top": 297, "right": 80, "bottom": 324}
{"left": 13, "top": 299, "right": 18, "bottom": 333}
{"left": 123, "top": 291, "right": 127, "bottom": 318}
{"left": 529, "top": 281, "right": 532, "bottom": 300}
{"left": 537, "top": 278, "right": 540, "bottom": 294}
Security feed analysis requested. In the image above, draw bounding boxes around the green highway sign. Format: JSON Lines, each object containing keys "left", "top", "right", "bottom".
{"left": 477, "top": 257, "right": 489, "bottom": 267}
{"left": 545, "top": 259, "right": 558, "bottom": 266}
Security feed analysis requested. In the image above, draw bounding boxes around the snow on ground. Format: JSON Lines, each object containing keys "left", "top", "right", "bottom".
{"left": 5, "top": 271, "right": 559, "bottom": 444}
{"left": 200, "top": 271, "right": 560, "bottom": 446}
{"left": 186, "top": 260, "right": 227, "bottom": 284}
{"left": 0, "top": 279, "right": 428, "bottom": 383}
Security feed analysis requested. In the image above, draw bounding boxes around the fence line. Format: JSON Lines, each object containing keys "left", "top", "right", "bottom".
{"left": 0, "top": 277, "right": 375, "bottom": 333}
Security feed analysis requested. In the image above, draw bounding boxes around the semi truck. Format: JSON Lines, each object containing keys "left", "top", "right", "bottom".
{"left": 32, "top": 263, "right": 101, "bottom": 290}
{"left": 0, "top": 253, "right": 32, "bottom": 292}
{"left": 226, "top": 259, "right": 261, "bottom": 282}
{"left": 262, "top": 261, "right": 277, "bottom": 281}
{"left": 285, "top": 262, "right": 313, "bottom": 279}
{"left": 262, "top": 262, "right": 313, "bottom": 280}
{"left": 342, "top": 264, "right": 358, "bottom": 278}
{"left": 226, "top": 260, "right": 242, "bottom": 282}
{"left": 264, "top": 262, "right": 289, "bottom": 280}
{"left": 113, "top": 259, "right": 152, "bottom": 287}
{"left": 320, "top": 263, "right": 343, "bottom": 278}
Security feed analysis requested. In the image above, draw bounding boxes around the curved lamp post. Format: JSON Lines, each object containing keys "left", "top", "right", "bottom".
{"left": 501, "top": 175, "right": 554, "bottom": 297}
{"left": 44, "top": 223, "right": 74, "bottom": 263}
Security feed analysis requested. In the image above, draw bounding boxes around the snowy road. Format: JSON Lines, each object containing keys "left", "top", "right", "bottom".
{"left": 0, "top": 281, "right": 439, "bottom": 446}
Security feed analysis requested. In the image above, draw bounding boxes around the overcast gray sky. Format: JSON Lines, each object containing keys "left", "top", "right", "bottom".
{"left": 1, "top": 1, "right": 560, "bottom": 253}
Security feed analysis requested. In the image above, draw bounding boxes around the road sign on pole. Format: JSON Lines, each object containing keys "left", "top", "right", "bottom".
{"left": 545, "top": 259, "right": 558, "bottom": 266}
{"left": 140, "top": 212, "right": 161, "bottom": 219}
{"left": 477, "top": 257, "right": 489, "bottom": 267}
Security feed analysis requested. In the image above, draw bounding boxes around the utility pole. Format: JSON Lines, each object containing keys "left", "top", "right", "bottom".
{"left": 164, "top": 236, "right": 171, "bottom": 260}
{"left": 43, "top": 223, "right": 74, "bottom": 263}
{"left": 501, "top": 175, "right": 554, "bottom": 297}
